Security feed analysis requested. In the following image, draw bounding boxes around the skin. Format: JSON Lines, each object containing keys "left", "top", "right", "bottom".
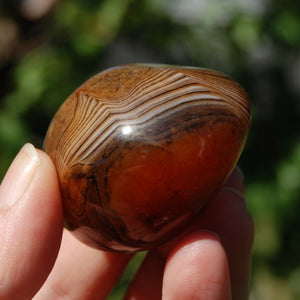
{"left": 0, "top": 143, "right": 254, "bottom": 300}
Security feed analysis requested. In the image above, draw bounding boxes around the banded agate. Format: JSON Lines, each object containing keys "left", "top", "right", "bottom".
{"left": 44, "top": 64, "right": 251, "bottom": 252}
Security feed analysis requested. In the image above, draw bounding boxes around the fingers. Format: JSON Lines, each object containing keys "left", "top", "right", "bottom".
{"left": 125, "top": 232, "right": 231, "bottom": 300}
{"left": 197, "top": 167, "right": 254, "bottom": 299}
{"left": 34, "top": 230, "right": 132, "bottom": 300}
{"left": 162, "top": 231, "right": 231, "bottom": 300}
{"left": 0, "top": 144, "right": 63, "bottom": 299}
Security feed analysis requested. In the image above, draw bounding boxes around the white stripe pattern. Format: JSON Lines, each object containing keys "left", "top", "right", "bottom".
{"left": 57, "top": 68, "right": 249, "bottom": 174}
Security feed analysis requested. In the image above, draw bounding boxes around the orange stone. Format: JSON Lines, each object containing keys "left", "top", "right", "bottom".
{"left": 44, "top": 64, "right": 251, "bottom": 252}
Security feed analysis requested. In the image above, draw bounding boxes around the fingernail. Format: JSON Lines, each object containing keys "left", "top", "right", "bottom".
{"left": 223, "top": 166, "right": 245, "bottom": 196}
{"left": 199, "top": 230, "right": 221, "bottom": 242}
{"left": 0, "top": 143, "right": 40, "bottom": 209}
{"left": 234, "top": 165, "right": 244, "bottom": 182}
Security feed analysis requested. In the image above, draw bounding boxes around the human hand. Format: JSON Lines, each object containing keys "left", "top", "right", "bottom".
{"left": 0, "top": 143, "right": 254, "bottom": 300}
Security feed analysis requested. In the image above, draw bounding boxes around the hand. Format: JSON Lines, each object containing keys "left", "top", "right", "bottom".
{"left": 0, "top": 143, "right": 254, "bottom": 300}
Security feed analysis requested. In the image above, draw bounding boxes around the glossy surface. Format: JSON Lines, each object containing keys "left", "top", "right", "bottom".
{"left": 44, "top": 64, "right": 251, "bottom": 252}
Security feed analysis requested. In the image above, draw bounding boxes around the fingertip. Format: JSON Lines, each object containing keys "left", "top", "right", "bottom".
{"left": 20, "top": 146, "right": 63, "bottom": 242}
{"left": 35, "top": 147, "right": 63, "bottom": 212}
{"left": 163, "top": 231, "right": 231, "bottom": 300}
{"left": 0, "top": 143, "right": 40, "bottom": 209}
{"left": 167, "top": 230, "right": 221, "bottom": 258}
{"left": 0, "top": 144, "right": 63, "bottom": 299}
{"left": 224, "top": 166, "right": 245, "bottom": 195}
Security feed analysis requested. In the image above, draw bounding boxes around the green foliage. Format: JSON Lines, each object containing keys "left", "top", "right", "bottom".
{"left": 0, "top": 0, "right": 299, "bottom": 298}
{"left": 108, "top": 251, "right": 146, "bottom": 299}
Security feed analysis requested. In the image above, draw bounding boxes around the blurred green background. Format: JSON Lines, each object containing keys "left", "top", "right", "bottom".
{"left": 0, "top": 0, "right": 299, "bottom": 299}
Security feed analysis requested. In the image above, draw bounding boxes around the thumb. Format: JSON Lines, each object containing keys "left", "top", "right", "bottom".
{"left": 0, "top": 144, "right": 63, "bottom": 299}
